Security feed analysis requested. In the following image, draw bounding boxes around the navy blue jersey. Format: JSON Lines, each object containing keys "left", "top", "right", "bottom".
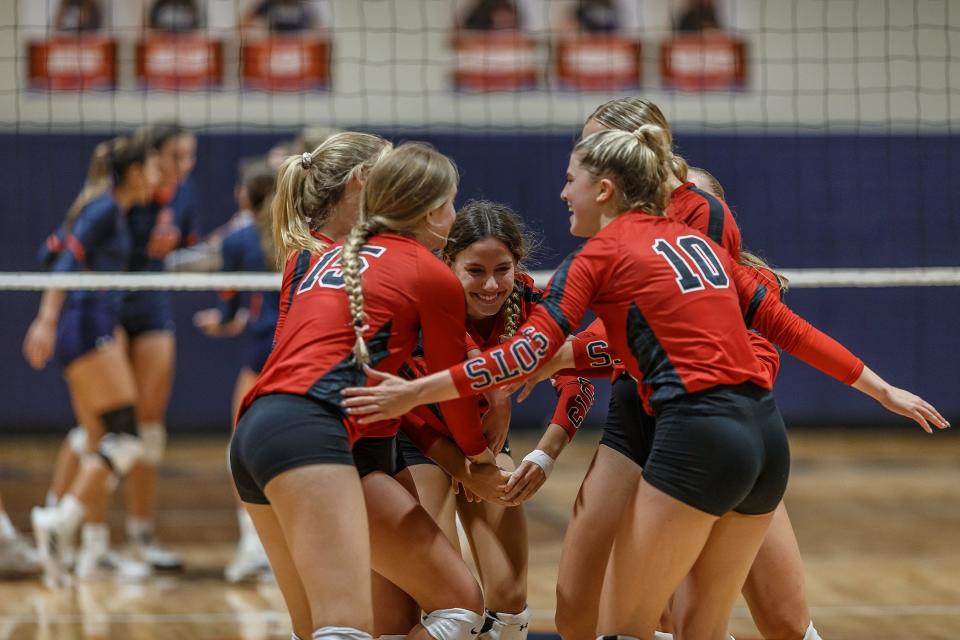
{"left": 52, "top": 192, "right": 131, "bottom": 309}
{"left": 127, "top": 180, "right": 198, "bottom": 272}
{"left": 218, "top": 219, "right": 280, "bottom": 341}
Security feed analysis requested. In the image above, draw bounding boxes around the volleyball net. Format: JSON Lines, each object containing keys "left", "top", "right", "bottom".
{"left": 1, "top": 0, "right": 958, "bottom": 429}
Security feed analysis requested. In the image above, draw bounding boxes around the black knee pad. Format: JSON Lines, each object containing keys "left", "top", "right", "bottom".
{"left": 101, "top": 405, "right": 137, "bottom": 436}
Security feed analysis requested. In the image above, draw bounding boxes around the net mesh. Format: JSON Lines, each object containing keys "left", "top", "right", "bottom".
{"left": 1, "top": 0, "right": 956, "bottom": 133}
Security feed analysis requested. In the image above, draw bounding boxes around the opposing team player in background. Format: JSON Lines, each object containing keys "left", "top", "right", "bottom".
{"left": 23, "top": 134, "right": 160, "bottom": 586}
{"left": 193, "top": 160, "right": 279, "bottom": 583}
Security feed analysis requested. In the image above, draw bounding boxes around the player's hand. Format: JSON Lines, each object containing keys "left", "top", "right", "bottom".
{"left": 460, "top": 460, "right": 511, "bottom": 505}
{"left": 342, "top": 366, "right": 419, "bottom": 423}
{"left": 502, "top": 460, "right": 547, "bottom": 504}
{"left": 451, "top": 476, "right": 479, "bottom": 503}
{"left": 193, "top": 308, "right": 248, "bottom": 337}
{"left": 23, "top": 317, "right": 56, "bottom": 370}
{"left": 879, "top": 386, "right": 949, "bottom": 433}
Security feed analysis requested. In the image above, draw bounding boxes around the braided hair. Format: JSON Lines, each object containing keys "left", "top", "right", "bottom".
{"left": 342, "top": 142, "right": 459, "bottom": 366}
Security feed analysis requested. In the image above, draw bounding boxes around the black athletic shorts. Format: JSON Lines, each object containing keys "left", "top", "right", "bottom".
{"left": 397, "top": 430, "right": 512, "bottom": 467}
{"left": 642, "top": 383, "right": 790, "bottom": 517}
{"left": 230, "top": 394, "right": 353, "bottom": 505}
{"left": 598, "top": 373, "right": 655, "bottom": 467}
{"left": 353, "top": 436, "right": 406, "bottom": 478}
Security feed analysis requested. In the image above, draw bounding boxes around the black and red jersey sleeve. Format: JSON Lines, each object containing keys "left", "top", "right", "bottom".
{"left": 569, "top": 317, "right": 621, "bottom": 377}
{"left": 733, "top": 263, "right": 864, "bottom": 384}
{"left": 416, "top": 255, "right": 487, "bottom": 456}
{"left": 548, "top": 373, "right": 595, "bottom": 439}
{"left": 449, "top": 238, "right": 614, "bottom": 396}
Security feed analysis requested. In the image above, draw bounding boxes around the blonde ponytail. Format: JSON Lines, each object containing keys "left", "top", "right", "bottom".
{"left": 271, "top": 132, "right": 392, "bottom": 262}
{"left": 574, "top": 124, "right": 672, "bottom": 216}
{"left": 64, "top": 142, "right": 112, "bottom": 234}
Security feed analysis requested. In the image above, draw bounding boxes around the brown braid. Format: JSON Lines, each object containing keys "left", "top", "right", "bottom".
{"left": 501, "top": 279, "right": 523, "bottom": 338}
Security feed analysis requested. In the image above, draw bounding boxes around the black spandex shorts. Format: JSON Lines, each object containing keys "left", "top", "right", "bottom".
{"left": 353, "top": 436, "right": 406, "bottom": 478}
{"left": 230, "top": 394, "right": 353, "bottom": 505}
{"left": 598, "top": 373, "right": 655, "bottom": 467}
{"left": 642, "top": 383, "right": 790, "bottom": 517}
{"left": 120, "top": 290, "right": 175, "bottom": 338}
{"left": 397, "top": 430, "right": 511, "bottom": 468}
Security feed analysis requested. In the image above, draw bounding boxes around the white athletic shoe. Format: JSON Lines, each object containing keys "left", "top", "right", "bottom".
{"left": 30, "top": 506, "right": 73, "bottom": 588}
{"left": 75, "top": 546, "right": 152, "bottom": 581}
{"left": 224, "top": 537, "right": 272, "bottom": 583}
{"left": 0, "top": 532, "right": 41, "bottom": 578}
{"left": 130, "top": 538, "right": 184, "bottom": 571}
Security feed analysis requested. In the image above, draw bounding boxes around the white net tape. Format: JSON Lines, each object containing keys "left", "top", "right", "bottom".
{"left": 2, "top": 267, "right": 960, "bottom": 292}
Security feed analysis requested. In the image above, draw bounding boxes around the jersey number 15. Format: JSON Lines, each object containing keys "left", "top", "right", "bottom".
{"left": 297, "top": 245, "right": 387, "bottom": 293}
{"left": 653, "top": 235, "right": 729, "bottom": 293}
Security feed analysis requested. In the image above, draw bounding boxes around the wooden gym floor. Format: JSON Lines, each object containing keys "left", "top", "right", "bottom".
{"left": 0, "top": 428, "right": 959, "bottom": 639}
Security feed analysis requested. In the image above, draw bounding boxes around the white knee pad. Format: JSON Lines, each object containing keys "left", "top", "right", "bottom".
{"left": 422, "top": 609, "right": 484, "bottom": 640}
{"left": 803, "top": 622, "right": 822, "bottom": 640}
{"left": 97, "top": 433, "right": 144, "bottom": 476}
{"left": 311, "top": 627, "right": 373, "bottom": 640}
{"left": 139, "top": 422, "right": 167, "bottom": 465}
{"left": 483, "top": 607, "right": 529, "bottom": 640}
{"left": 68, "top": 425, "right": 89, "bottom": 455}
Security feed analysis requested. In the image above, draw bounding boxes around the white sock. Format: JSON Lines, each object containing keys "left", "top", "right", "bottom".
{"left": 485, "top": 607, "right": 529, "bottom": 640}
{"left": 653, "top": 633, "right": 673, "bottom": 640}
{"left": 58, "top": 495, "right": 87, "bottom": 535}
{"left": 127, "top": 516, "right": 153, "bottom": 542}
{"left": 45, "top": 491, "right": 60, "bottom": 508}
{"left": 81, "top": 523, "right": 110, "bottom": 551}
{"left": 312, "top": 627, "right": 373, "bottom": 640}
{"left": 803, "top": 622, "right": 822, "bottom": 640}
{"left": 0, "top": 512, "right": 16, "bottom": 540}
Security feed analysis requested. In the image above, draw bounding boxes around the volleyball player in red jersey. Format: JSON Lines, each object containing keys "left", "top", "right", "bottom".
{"left": 396, "top": 200, "right": 595, "bottom": 639}
{"left": 230, "top": 141, "right": 506, "bottom": 640}
{"left": 342, "top": 126, "right": 948, "bottom": 639}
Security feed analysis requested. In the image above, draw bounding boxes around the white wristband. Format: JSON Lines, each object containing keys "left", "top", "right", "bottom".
{"left": 522, "top": 449, "right": 556, "bottom": 478}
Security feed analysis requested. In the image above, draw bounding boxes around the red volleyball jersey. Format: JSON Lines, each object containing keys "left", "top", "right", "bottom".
{"left": 450, "top": 212, "right": 769, "bottom": 407}
{"left": 568, "top": 181, "right": 744, "bottom": 381}
{"left": 241, "top": 232, "right": 486, "bottom": 455}
{"left": 274, "top": 230, "right": 334, "bottom": 342}
{"left": 569, "top": 260, "right": 863, "bottom": 411}
{"left": 400, "top": 272, "right": 596, "bottom": 453}
{"left": 666, "top": 181, "right": 742, "bottom": 262}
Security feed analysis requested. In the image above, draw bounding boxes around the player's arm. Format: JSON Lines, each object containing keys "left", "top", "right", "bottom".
{"left": 194, "top": 233, "right": 248, "bottom": 337}
{"left": 24, "top": 206, "right": 116, "bottom": 369}
{"left": 343, "top": 243, "right": 607, "bottom": 423}
{"left": 735, "top": 263, "right": 948, "bottom": 432}
{"left": 503, "top": 374, "right": 596, "bottom": 503}
{"left": 416, "top": 262, "right": 493, "bottom": 460}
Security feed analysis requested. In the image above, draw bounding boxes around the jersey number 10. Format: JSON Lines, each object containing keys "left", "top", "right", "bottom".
{"left": 653, "top": 235, "right": 729, "bottom": 293}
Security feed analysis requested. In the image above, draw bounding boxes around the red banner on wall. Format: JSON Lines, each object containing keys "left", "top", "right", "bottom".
{"left": 555, "top": 35, "right": 641, "bottom": 91}
{"left": 241, "top": 36, "right": 331, "bottom": 91}
{"left": 136, "top": 35, "right": 223, "bottom": 90}
{"left": 661, "top": 34, "right": 747, "bottom": 90}
{"left": 27, "top": 36, "right": 117, "bottom": 90}
{"left": 453, "top": 32, "right": 539, "bottom": 92}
